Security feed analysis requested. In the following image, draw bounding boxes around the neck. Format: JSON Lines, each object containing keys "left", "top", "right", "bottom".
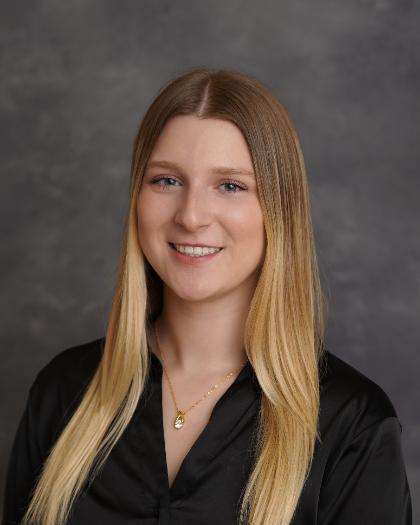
{"left": 148, "top": 287, "right": 252, "bottom": 376}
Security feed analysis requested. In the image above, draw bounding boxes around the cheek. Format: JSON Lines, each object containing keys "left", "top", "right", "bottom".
{"left": 224, "top": 206, "right": 266, "bottom": 272}
{"left": 137, "top": 192, "right": 160, "bottom": 228}
{"left": 229, "top": 203, "right": 265, "bottom": 245}
{"left": 136, "top": 194, "right": 155, "bottom": 246}
{"left": 137, "top": 190, "right": 173, "bottom": 225}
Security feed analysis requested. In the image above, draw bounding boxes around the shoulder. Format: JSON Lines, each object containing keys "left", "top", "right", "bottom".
{"left": 32, "top": 336, "right": 105, "bottom": 396}
{"left": 313, "top": 351, "right": 412, "bottom": 522}
{"left": 28, "top": 337, "right": 105, "bottom": 431}
{"left": 318, "top": 349, "right": 400, "bottom": 441}
{"left": 33, "top": 336, "right": 105, "bottom": 390}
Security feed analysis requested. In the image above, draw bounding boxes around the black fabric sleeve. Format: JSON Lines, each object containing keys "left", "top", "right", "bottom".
{"left": 1, "top": 360, "right": 66, "bottom": 525}
{"left": 317, "top": 417, "right": 412, "bottom": 524}
{"left": 2, "top": 341, "right": 102, "bottom": 525}
{"left": 2, "top": 384, "right": 46, "bottom": 525}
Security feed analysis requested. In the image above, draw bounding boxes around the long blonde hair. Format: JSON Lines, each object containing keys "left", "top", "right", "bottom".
{"left": 23, "top": 67, "right": 326, "bottom": 525}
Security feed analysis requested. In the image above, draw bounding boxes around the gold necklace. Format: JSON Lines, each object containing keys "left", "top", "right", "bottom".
{"left": 153, "top": 322, "right": 245, "bottom": 430}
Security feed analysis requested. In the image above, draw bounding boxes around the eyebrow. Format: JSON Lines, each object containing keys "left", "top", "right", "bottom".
{"left": 146, "top": 160, "right": 255, "bottom": 178}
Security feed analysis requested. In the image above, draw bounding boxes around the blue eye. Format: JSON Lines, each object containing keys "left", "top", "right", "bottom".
{"left": 220, "top": 181, "right": 247, "bottom": 193}
{"left": 151, "top": 176, "right": 179, "bottom": 189}
{"left": 150, "top": 176, "right": 247, "bottom": 193}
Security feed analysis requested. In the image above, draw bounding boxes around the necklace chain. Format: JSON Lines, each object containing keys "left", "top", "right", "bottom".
{"left": 153, "top": 322, "right": 245, "bottom": 429}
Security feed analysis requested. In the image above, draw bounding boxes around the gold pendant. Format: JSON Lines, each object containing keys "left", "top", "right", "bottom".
{"left": 174, "top": 411, "right": 185, "bottom": 429}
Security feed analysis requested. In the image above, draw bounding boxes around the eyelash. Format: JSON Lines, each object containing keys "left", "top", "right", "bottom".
{"left": 149, "top": 176, "right": 247, "bottom": 193}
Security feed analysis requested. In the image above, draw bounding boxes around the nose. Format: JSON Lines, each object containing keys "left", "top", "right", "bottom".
{"left": 173, "top": 184, "right": 213, "bottom": 231}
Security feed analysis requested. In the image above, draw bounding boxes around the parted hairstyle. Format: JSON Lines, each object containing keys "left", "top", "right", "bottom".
{"left": 22, "top": 67, "right": 327, "bottom": 525}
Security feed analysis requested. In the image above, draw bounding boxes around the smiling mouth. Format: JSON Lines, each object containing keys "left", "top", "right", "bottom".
{"left": 168, "top": 242, "right": 224, "bottom": 255}
{"left": 168, "top": 242, "right": 223, "bottom": 249}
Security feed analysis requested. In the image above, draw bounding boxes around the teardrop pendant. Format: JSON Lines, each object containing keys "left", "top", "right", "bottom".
{"left": 174, "top": 411, "right": 185, "bottom": 429}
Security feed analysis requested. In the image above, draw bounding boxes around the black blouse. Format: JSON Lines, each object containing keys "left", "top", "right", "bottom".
{"left": 2, "top": 337, "right": 413, "bottom": 524}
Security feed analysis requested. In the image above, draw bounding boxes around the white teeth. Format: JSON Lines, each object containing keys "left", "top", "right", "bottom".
{"left": 173, "top": 244, "right": 222, "bottom": 256}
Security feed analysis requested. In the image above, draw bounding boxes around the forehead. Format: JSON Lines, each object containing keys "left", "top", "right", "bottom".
{"left": 148, "top": 115, "right": 254, "bottom": 172}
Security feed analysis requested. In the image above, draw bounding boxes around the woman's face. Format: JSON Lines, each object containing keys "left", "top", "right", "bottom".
{"left": 137, "top": 115, "right": 266, "bottom": 303}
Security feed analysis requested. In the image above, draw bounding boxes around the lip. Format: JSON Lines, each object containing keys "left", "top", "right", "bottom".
{"left": 170, "top": 242, "right": 223, "bottom": 249}
{"left": 168, "top": 242, "right": 224, "bottom": 265}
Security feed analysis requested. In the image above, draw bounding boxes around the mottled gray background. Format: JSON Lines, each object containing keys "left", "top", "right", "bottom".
{"left": 1, "top": 0, "right": 419, "bottom": 519}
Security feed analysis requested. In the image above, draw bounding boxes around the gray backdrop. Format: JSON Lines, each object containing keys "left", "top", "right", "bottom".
{"left": 1, "top": 0, "right": 419, "bottom": 520}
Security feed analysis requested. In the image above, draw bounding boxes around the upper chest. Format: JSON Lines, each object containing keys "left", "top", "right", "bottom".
{"left": 160, "top": 367, "right": 240, "bottom": 487}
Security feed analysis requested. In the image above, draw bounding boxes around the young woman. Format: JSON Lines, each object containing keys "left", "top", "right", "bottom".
{"left": 3, "top": 68, "right": 412, "bottom": 525}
